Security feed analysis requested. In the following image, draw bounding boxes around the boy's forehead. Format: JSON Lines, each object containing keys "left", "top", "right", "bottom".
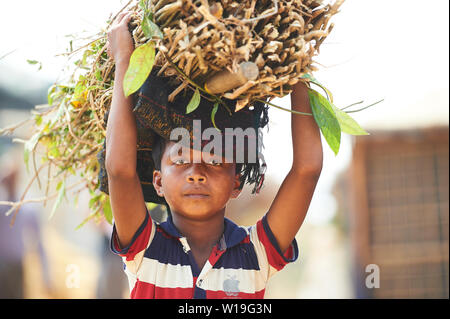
{"left": 164, "top": 140, "right": 235, "bottom": 162}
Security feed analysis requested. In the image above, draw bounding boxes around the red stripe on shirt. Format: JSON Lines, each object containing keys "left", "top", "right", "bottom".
{"left": 256, "top": 219, "right": 291, "bottom": 271}
{"left": 114, "top": 214, "right": 153, "bottom": 261}
{"left": 241, "top": 235, "right": 251, "bottom": 244}
{"left": 130, "top": 280, "right": 194, "bottom": 299}
{"left": 208, "top": 246, "right": 226, "bottom": 266}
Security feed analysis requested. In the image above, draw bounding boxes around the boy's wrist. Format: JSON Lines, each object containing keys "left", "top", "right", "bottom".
{"left": 115, "top": 56, "right": 131, "bottom": 69}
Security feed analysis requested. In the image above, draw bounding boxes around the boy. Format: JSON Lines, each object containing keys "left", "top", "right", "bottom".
{"left": 105, "top": 12, "right": 323, "bottom": 299}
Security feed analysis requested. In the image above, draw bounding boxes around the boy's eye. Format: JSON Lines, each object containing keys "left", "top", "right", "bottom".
{"left": 173, "top": 157, "right": 222, "bottom": 166}
{"left": 207, "top": 158, "right": 222, "bottom": 166}
{"left": 174, "top": 158, "right": 189, "bottom": 165}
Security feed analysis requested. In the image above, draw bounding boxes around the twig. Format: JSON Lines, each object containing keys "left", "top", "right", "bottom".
{"left": 108, "top": 0, "right": 135, "bottom": 28}
{"left": 2, "top": 178, "right": 86, "bottom": 227}
{"left": 344, "top": 99, "right": 384, "bottom": 113}
{"left": 0, "top": 118, "right": 35, "bottom": 136}
{"left": 160, "top": 49, "right": 233, "bottom": 115}
{"left": 8, "top": 164, "right": 46, "bottom": 226}
{"left": 55, "top": 37, "right": 102, "bottom": 57}
{"left": 241, "top": 0, "right": 279, "bottom": 23}
{"left": 340, "top": 100, "right": 364, "bottom": 111}
{"left": 64, "top": 107, "right": 98, "bottom": 147}
{"left": 32, "top": 149, "right": 42, "bottom": 189}
{"left": 255, "top": 98, "right": 312, "bottom": 116}
{"left": 0, "top": 49, "right": 18, "bottom": 60}
{"left": 44, "top": 163, "right": 51, "bottom": 207}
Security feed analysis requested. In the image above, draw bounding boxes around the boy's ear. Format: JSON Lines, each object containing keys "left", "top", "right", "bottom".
{"left": 153, "top": 170, "right": 164, "bottom": 197}
{"left": 230, "top": 174, "right": 243, "bottom": 199}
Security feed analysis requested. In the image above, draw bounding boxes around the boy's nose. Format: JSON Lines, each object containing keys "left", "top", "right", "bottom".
{"left": 186, "top": 165, "right": 207, "bottom": 183}
{"left": 187, "top": 175, "right": 206, "bottom": 183}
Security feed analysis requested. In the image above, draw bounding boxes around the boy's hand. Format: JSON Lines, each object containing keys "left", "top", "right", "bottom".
{"left": 106, "top": 11, "right": 135, "bottom": 65}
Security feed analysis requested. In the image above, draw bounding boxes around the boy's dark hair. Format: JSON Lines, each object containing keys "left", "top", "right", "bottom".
{"left": 151, "top": 135, "right": 165, "bottom": 171}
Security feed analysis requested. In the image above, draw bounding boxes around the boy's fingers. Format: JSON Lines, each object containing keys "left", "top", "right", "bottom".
{"left": 113, "top": 11, "right": 128, "bottom": 26}
{"left": 120, "top": 12, "right": 133, "bottom": 26}
{"left": 116, "top": 11, "right": 132, "bottom": 25}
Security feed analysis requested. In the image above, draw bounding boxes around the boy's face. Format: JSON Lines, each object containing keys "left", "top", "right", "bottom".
{"left": 152, "top": 141, "right": 242, "bottom": 220}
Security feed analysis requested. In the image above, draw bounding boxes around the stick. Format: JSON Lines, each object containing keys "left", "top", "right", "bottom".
{"left": 204, "top": 62, "right": 259, "bottom": 95}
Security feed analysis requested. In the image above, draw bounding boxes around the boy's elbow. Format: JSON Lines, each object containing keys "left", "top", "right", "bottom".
{"left": 291, "top": 154, "right": 323, "bottom": 178}
{"left": 105, "top": 157, "right": 136, "bottom": 178}
{"left": 290, "top": 164, "right": 322, "bottom": 180}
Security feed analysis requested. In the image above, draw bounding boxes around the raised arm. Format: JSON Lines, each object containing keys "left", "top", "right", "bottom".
{"left": 266, "top": 81, "right": 323, "bottom": 253}
{"left": 105, "top": 12, "right": 147, "bottom": 247}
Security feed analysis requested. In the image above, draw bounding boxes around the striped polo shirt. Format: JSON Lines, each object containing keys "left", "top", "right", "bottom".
{"left": 111, "top": 210, "right": 298, "bottom": 299}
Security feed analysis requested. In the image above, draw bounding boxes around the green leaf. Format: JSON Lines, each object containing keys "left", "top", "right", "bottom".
{"left": 142, "top": 14, "right": 163, "bottom": 39}
{"left": 211, "top": 102, "right": 220, "bottom": 131}
{"left": 27, "top": 59, "right": 42, "bottom": 71}
{"left": 49, "top": 102, "right": 67, "bottom": 126}
{"left": 301, "top": 73, "right": 333, "bottom": 103}
{"left": 47, "top": 85, "right": 67, "bottom": 107}
{"left": 332, "top": 105, "right": 370, "bottom": 136}
{"left": 139, "top": 0, "right": 149, "bottom": 12}
{"left": 48, "top": 145, "right": 61, "bottom": 158}
{"left": 95, "top": 69, "right": 103, "bottom": 82}
{"left": 87, "top": 85, "right": 104, "bottom": 91}
{"left": 74, "top": 77, "right": 86, "bottom": 94}
{"left": 102, "top": 196, "right": 113, "bottom": 225}
{"left": 186, "top": 88, "right": 201, "bottom": 114}
{"left": 123, "top": 42, "right": 156, "bottom": 97}
{"left": 73, "top": 193, "right": 79, "bottom": 207}
{"left": 81, "top": 49, "right": 92, "bottom": 66}
{"left": 68, "top": 167, "right": 76, "bottom": 176}
{"left": 89, "top": 194, "right": 100, "bottom": 209}
{"left": 35, "top": 114, "right": 43, "bottom": 126}
{"left": 308, "top": 89, "right": 341, "bottom": 155}
{"left": 47, "top": 84, "right": 56, "bottom": 106}
{"left": 49, "top": 180, "right": 65, "bottom": 220}
{"left": 70, "top": 80, "right": 87, "bottom": 108}
{"left": 75, "top": 213, "right": 96, "bottom": 230}
{"left": 148, "top": 11, "right": 154, "bottom": 22}
{"left": 147, "top": 202, "right": 158, "bottom": 211}
{"left": 24, "top": 132, "right": 41, "bottom": 172}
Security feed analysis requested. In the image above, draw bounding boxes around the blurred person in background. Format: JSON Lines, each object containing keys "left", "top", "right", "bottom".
{"left": 0, "top": 153, "right": 51, "bottom": 298}
{"left": 96, "top": 220, "right": 128, "bottom": 299}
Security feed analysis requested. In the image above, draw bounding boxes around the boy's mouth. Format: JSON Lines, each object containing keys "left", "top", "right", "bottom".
{"left": 183, "top": 188, "right": 210, "bottom": 198}
{"left": 184, "top": 194, "right": 210, "bottom": 199}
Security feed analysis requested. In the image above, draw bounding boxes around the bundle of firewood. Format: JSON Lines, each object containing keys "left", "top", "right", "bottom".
{"left": 128, "top": 0, "right": 344, "bottom": 110}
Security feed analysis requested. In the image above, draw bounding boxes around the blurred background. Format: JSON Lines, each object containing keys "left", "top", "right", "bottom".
{"left": 0, "top": 0, "right": 448, "bottom": 299}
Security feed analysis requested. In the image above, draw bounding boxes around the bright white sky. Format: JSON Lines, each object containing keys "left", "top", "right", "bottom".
{"left": 0, "top": 0, "right": 448, "bottom": 224}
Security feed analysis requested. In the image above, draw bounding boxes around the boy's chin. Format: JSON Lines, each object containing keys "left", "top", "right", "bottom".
{"left": 173, "top": 202, "right": 225, "bottom": 220}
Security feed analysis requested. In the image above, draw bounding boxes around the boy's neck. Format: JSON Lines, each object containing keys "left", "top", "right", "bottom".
{"left": 171, "top": 208, "right": 226, "bottom": 252}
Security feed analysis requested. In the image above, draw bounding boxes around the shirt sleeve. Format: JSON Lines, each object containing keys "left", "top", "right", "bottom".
{"left": 249, "top": 214, "right": 299, "bottom": 280}
{"left": 110, "top": 207, "right": 155, "bottom": 275}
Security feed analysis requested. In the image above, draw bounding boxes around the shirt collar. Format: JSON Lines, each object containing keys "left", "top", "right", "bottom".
{"left": 159, "top": 214, "right": 182, "bottom": 238}
{"left": 159, "top": 214, "right": 248, "bottom": 250}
